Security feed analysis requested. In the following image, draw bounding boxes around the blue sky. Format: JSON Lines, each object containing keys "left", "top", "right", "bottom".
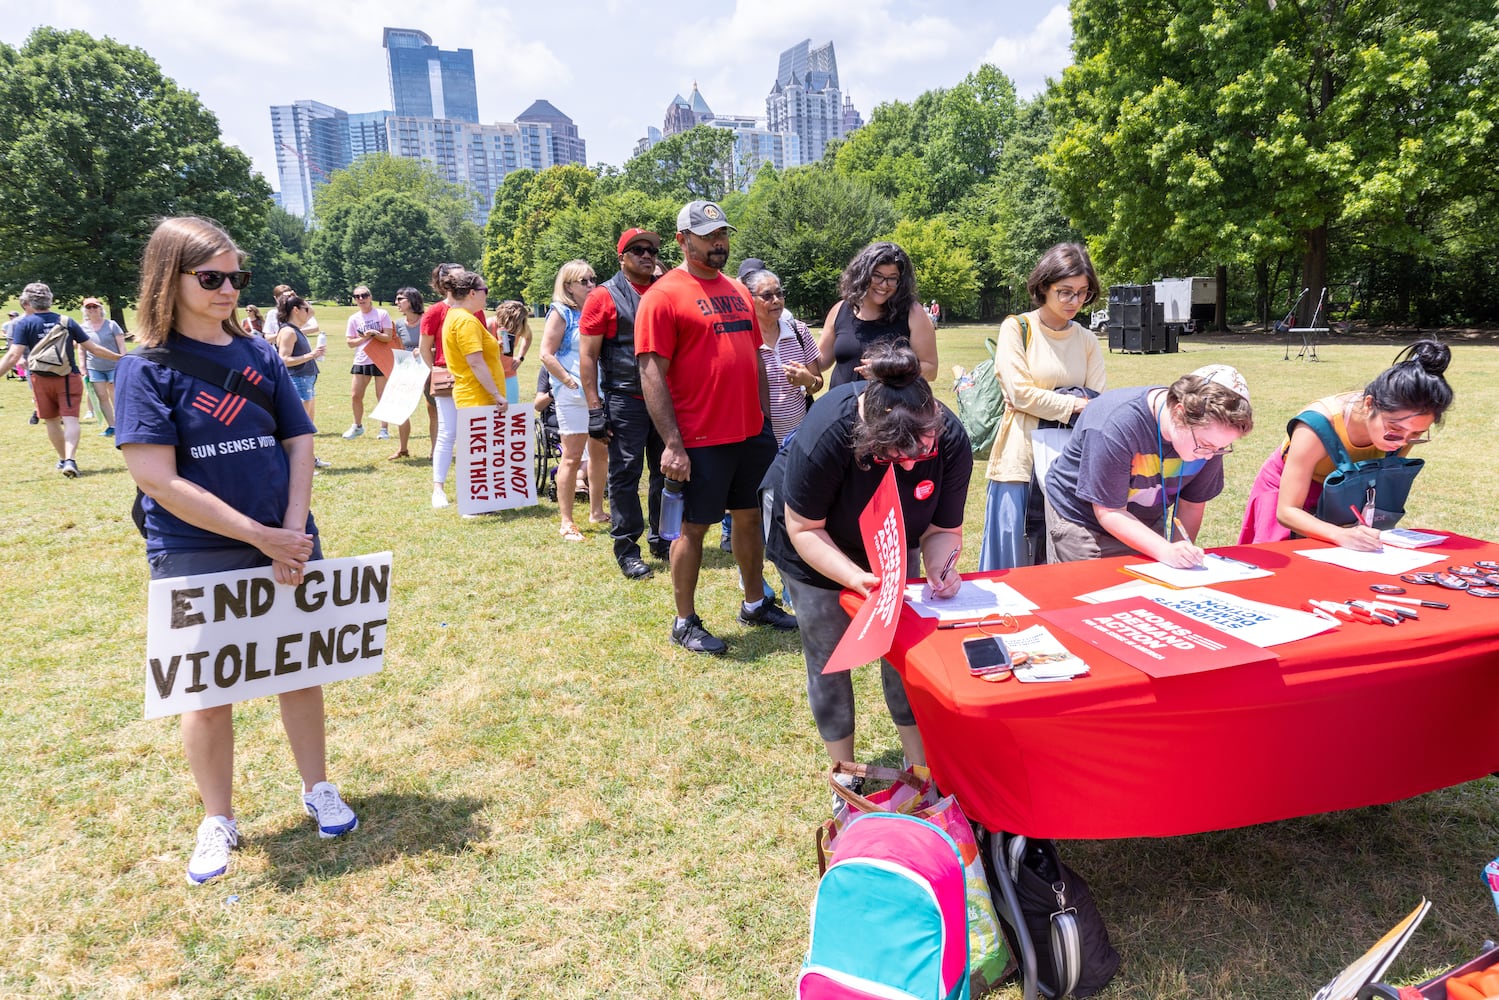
{"left": 1, "top": 0, "right": 1074, "bottom": 195}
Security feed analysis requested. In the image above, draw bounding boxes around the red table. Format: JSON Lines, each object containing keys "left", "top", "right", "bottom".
{"left": 877, "top": 535, "right": 1499, "bottom": 839}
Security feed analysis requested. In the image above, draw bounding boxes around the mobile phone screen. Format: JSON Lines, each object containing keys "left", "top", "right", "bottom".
{"left": 963, "top": 635, "right": 1012, "bottom": 677}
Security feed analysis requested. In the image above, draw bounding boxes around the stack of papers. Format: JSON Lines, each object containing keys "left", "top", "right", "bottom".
{"left": 1295, "top": 547, "right": 1445, "bottom": 574}
{"left": 1122, "top": 553, "right": 1273, "bottom": 589}
{"left": 903, "top": 578, "right": 1038, "bottom": 620}
{"left": 1004, "top": 625, "right": 1090, "bottom": 682}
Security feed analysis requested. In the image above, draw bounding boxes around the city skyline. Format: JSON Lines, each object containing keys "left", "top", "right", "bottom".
{"left": 0, "top": 0, "right": 1073, "bottom": 198}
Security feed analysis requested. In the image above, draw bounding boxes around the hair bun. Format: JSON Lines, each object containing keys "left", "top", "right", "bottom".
{"left": 1409, "top": 339, "right": 1451, "bottom": 377}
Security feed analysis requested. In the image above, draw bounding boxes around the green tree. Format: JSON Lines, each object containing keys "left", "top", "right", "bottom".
{"left": 481, "top": 169, "right": 538, "bottom": 301}
{"left": 1051, "top": 0, "right": 1482, "bottom": 323}
{"left": 526, "top": 190, "right": 679, "bottom": 304}
{"left": 0, "top": 27, "right": 269, "bottom": 325}
{"left": 311, "top": 153, "right": 481, "bottom": 266}
{"left": 733, "top": 166, "right": 897, "bottom": 318}
{"left": 341, "top": 192, "right": 451, "bottom": 302}
{"left": 617, "top": 125, "right": 738, "bottom": 203}
{"left": 886, "top": 217, "right": 980, "bottom": 318}
{"left": 480, "top": 164, "right": 595, "bottom": 305}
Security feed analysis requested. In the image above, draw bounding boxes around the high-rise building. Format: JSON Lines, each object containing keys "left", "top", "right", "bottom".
{"left": 636, "top": 84, "right": 799, "bottom": 189}
{"left": 766, "top": 39, "right": 857, "bottom": 164}
{"left": 382, "top": 27, "right": 479, "bottom": 123}
{"left": 387, "top": 116, "right": 554, "bottom": 223}
{"left": 349, "top": 110, "right": 391, "bottom": 159}
{"left": 271, "top": 100, "right": 354, "bottom": 218}
{"left": 516, "top": 100, "right": 587, "bottom": 166}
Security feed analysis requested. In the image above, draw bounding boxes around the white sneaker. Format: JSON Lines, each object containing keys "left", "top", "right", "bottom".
{"left": 341, "top": 424, "right": 364, "bottom": 439}
{"left": 186, "top": 815, "right": 238, "bottom": 884}
{"left": 375, "top": 427, "right": 390, "bottom": 440}
{"left": 301, "top": 781, "right": 359, "bottom": 838}
{"left": 431, "top": 486, "right": 449, "bottom": 509}
{"left": 314, "top": 457, "right": 332, "bottom": 469}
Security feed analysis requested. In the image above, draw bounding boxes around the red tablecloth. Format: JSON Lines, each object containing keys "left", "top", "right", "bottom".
{"left": 873, "top": 536, "right": 1499, "bottom": 839}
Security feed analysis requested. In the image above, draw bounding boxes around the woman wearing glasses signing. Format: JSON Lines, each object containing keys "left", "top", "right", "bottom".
{"left": 1238, "top": 340, "right": 1452, "bottom": 549}
{"left": 818, "top": 242, "right": 938, "bottom": 388}
{"left": 764, "top": 340, "right": 970, "bottom": 775}
{"left": 1042, "top": 365, "right": 1255, "bottom": 567}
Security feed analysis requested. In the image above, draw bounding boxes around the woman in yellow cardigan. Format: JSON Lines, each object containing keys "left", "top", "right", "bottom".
{"left": 977, "top": 243, "right": 1107, "bottom": 570}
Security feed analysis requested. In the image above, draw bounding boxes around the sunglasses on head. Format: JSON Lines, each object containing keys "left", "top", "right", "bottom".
{"left": 182, "top": 269, "right": 252, "bottom": 291}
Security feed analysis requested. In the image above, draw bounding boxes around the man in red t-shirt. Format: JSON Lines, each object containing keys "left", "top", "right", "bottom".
{"left": 580, "top": 227, "right": 665, "bottom": 580}
{"left": 636, "top": 201, "right": 797, "bottom": 654}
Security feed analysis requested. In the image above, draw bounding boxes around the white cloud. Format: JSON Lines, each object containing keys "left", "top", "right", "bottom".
{"left": 979, "top": 3, "right": 1073, "bottom": 96}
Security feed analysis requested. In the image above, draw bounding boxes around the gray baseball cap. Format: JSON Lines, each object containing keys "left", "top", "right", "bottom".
{"left": 736, "top": 258, "right": 766, "bottom": 281}
{"left": 677, "top": 200, "right": 736, "bottom": 236}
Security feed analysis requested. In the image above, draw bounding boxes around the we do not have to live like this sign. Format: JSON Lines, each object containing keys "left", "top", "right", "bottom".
{"left": 144, "top": 553, "right": 392, "bottom": 719}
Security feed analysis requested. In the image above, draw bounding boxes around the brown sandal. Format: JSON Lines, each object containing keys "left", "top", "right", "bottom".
{"left": 387, "top": 450, "right": 410, "bottom": 461}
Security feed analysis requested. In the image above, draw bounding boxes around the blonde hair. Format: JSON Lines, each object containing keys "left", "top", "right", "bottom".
{"left": 493, "top": 300, "right": 529, "bottom": 336}
{"left": 552, "top": 259, "right": 594, "bottom": 310}
{"left": 136, "top": 216, "right": 246, "bottom": 348}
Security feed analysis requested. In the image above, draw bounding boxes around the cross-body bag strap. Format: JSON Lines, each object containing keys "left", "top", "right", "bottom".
{"left": 136, "top": 345, "right": 275, "bottom": 414}
{"left": 1289, "top": 408, "right": 1393, "bottom": 473}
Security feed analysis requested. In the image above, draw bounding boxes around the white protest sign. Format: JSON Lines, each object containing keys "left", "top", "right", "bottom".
{"left": 456, "top": 404, "right": 537, "bottom": 515}
{"left": 144, "top": 552, "right": 391, "bottom": 720}
{"left": 369, "top": 350, "right": 428, "bottom": 425}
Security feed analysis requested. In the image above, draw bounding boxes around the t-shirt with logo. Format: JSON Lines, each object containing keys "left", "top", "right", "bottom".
{"left": 114, "top": 333, "right": 317, "bottom": 555}
{"left": 1042, "top": 385, "right": 1225, "bottom": 535}
{"left": 764, "top": 382, "right": 973, "bottom": 590}
{"left": 346, "top": 307, "right": 392, "bottom": 366}
{"left": 634, "top": 268, "right": 762, "bottom": 448}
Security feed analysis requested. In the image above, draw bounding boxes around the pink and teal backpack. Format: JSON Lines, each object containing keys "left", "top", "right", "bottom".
{"left": 797, "top": 812, "right": 970, "bottom": 1000}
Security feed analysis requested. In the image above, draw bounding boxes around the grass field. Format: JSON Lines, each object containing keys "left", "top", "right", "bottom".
{"left": 2, "top": 315, "right": 1497, "bottom": 999}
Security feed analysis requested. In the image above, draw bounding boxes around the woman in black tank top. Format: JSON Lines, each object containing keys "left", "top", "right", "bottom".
{"left": 817, "top": 241, "right": 938, "bottom": 388}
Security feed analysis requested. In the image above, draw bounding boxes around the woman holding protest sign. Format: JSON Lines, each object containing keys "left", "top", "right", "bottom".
{"left": 763, "top": 341, "right": 971, "bottom": 781}
{"left": 115, "top": 216, "right": 358, "bottom": 886}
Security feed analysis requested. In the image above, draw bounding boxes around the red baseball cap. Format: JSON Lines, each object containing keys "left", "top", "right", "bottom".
{"left": 616, "top": 228, "right": 661, "bottom": 255}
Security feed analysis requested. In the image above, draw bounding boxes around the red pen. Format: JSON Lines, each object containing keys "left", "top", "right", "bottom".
{"left": 1349, "top": 504, "right": 1369, "bottom": 527}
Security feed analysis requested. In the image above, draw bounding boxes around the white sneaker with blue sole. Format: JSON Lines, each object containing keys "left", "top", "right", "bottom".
{"left": 302, "top": 781, "right": 359, "bottom": 838}
{"left": 186, "top": 814, "right": 238, "bottom": 885}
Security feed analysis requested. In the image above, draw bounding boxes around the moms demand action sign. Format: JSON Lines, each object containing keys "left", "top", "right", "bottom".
{"left": 456, "top": 404, "right": 536, "bottom": 516}
{"left": 144, "top": 552, "right": 392, "bottom": 719}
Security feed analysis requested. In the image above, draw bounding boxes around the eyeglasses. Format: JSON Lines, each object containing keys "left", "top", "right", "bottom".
{"left": 755, "top": 290, "right": 785, "bottom": 302}
{"left": 473, "top": 286, "right": 489, "bottom": 294}
{"left": 1052, "top": 286, "right": 1091, "bottom": 304}
{"left": 624, "top": 245, "right": 659, "bottom": 257}
{"left": 874, "top": 442, "right": 939, "bottom": 465}
{"left": 182, "top": 269, "right": 252, "bottom": 291}
{"left": 353, "top": 292, "right": 371, "bottom": 299}
{"left": 84, "top": 304, "right": 102, "bottom": 310}
{"left": 573, "top": 277, "right": 597, "bottom": 286}
{"left": 1188, "top": 425, "right": 1234, "bottom": 456}
{"left": 870, "top": 272, "right": 900, "bottom": 288}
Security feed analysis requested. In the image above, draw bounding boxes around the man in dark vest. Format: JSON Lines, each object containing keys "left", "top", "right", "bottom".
{"left": 580, "top": 227, "right": 667, "bottom": 580}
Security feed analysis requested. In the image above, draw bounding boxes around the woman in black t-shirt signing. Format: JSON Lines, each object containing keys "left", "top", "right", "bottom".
{"left": 817, "top": 242, "right": 938, "bottom": 388}
{"left": 764, "top": 340, "right": 972, "bottom": 777}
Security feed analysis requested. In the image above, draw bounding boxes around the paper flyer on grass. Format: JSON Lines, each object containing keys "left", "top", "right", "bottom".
{"left": 823, "top": 467, "right": 906, "bottom": 674}
{"left": 145, "top": 553, "right": 391, "bottom": 719}
{"left": 1037, "top": 598, "right": 1279, "bottom": 678}
{"left": 1311, "top": 898, "right": 1429, "bottom": 1000}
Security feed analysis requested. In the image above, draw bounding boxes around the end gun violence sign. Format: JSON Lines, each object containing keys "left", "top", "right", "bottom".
{"left": 456, "top": 403, "right": 537, "bottom": 515}
{"left": 144, "top": 552, "right": 392, "bottom": 719}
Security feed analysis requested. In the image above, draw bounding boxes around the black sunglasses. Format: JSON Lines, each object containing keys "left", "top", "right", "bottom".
{"left": 182, "top": 269, "right": 252, "bottom": 291}
{"left": 624, "top": 244, "right": 659, "bottom": 257}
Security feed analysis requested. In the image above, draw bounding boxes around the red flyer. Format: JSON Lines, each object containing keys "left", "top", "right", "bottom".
{"left": 1036, "top": 598, "right": 1278, "bottom": 678}
{"left": 823, "top": 467, "right": 908, "bottom": 674}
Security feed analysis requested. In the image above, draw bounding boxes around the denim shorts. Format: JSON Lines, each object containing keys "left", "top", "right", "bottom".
{"left": 87, "top": 368, "right": 117, "bottom": 383}
{"left": 290, "top": 373, "right": 317, "bottom": 402}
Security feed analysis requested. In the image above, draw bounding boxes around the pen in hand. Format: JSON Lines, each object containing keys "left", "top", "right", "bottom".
{"left": 1171, "top": 517, "right": 1205, "bottom": 567}
{"left": 938, "top": 546, "right": 961, "bottom": 586}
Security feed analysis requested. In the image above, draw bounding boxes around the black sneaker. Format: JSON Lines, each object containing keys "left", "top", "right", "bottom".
{"left": 671, "top": 614, "right": 726, "bottom": 654}
{"left": 650, "top": 543, "right": 672, "bottom": 561}
{"left": 619, "top": 555, "right": 653, "bottom": 580}
{"left": 738, "top": 600, "right": 798, "bottom": 630}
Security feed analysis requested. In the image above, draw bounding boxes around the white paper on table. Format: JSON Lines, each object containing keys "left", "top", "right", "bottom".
{"left": 903, "top": 578, "right": 1038, "bottom": 619}
{"left": 1143, "top": 588, "right": 1337, "bottom": 648}
{"left": 1123, "top": 553, "right": 1274, "bottom": 589}
{"left": 1075, "top": 580, "right": 1177, "bottom": 605}
{"left": 1006, "top": 624, "right": 1089, "bottom": 680}
{"left": 1295, "top": 546, "right": 1445, "bottom": 575}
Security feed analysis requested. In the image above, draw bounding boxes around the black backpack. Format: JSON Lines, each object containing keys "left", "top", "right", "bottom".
{"left": 128, "top": 345, "right": 277, "bottom": 537}
{"left": 994, "top": 833, "right": 1121, "bottom": 998}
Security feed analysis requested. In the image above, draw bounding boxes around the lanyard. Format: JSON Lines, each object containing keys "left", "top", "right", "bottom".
{"left": 1156, "top": 394, "right": 1185, "bottom": 541}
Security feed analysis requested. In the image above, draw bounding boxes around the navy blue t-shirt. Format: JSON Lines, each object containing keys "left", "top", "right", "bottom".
{"left": 114, "top": 333, "right": 317, "bottom": 555}
{"left": 11, "top": 312, "right": 89, "bottom": 373}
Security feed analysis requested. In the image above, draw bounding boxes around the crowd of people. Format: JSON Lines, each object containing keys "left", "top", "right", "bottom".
{"left": 0, "top": 203, "right": 1458, "bottom": 886}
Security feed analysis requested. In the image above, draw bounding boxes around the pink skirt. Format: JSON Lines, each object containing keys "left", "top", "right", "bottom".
{"left": 1238, "top": 446, "right": 1323, "bottom": 543}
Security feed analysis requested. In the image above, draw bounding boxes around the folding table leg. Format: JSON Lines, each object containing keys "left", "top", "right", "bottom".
{"left": 985, "top": 830, "right": 1038, "bottom": 1000}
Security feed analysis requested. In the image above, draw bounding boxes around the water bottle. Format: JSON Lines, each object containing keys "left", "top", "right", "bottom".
{"left": 316, "top": 332, "right": 326, "bottom": 349}
{"left": 660, "top": 480, "right": 685, "bottom": 541}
